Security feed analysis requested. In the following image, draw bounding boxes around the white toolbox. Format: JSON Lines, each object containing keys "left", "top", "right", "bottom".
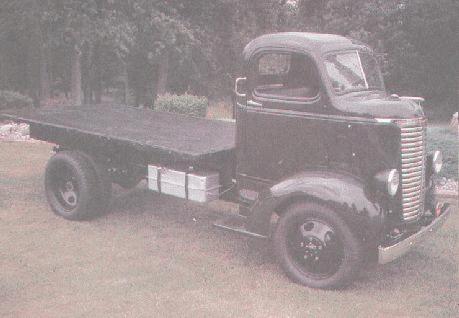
{"left": 148, "top": 165, "right": 220, "bottom": 203}
{"left": 187, "top": 171, "right": 220, "bottom": 203}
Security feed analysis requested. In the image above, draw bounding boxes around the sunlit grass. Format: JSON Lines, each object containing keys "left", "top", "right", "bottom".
{"left": 0, "top": 141, "right": 457, "bottom": 317}
{"left": 427, "top": 126, "right": 458, "bottom": 180}
{"left": 207, "top": 99, "right": 233, "bottom": 119}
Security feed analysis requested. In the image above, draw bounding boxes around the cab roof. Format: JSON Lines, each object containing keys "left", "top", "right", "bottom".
{"left": 243, "top": 32, "right": 369, "bottom": 62}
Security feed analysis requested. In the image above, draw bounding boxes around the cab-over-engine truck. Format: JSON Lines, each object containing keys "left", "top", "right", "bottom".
{"left": 1, "top": 33, "right": 451, "bottom": 289}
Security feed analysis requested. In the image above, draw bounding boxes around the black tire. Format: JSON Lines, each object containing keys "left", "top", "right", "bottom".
{"left": 44, "top": 151, "right": 110, "bottom": 220}
{"left": 273, "top": 202, "right": 364, "bottom": 289}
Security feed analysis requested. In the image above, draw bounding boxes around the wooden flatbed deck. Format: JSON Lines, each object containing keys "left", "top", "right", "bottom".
{"left": 0, "top": 105, "right": 236, "bottom": 164}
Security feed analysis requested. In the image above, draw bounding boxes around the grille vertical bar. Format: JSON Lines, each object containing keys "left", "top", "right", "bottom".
{"left": 398, "top": 118, "right": 427, "bottom": 222}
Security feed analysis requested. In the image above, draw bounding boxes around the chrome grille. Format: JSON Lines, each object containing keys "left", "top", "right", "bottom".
{"left": 398, "top": 118, "right": 427, "bottom": 221}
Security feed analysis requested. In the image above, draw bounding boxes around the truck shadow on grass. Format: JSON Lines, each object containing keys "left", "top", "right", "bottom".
{"left": 108, "top": 186, "right": 275, "bottom": 265}
{"left": 106, "top": 186, "right": 458, "bottom": 293}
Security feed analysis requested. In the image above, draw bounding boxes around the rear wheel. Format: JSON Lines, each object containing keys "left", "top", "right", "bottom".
{"left": 45, "top": 151, "right": 111, "bottom": 220}
{"left": 273, "top": 202, "right": 364, "bottom": 289}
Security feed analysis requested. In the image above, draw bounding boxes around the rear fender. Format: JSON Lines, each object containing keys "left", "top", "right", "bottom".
{"left": 245, "top": 169, "right": 384, "bottom": 244}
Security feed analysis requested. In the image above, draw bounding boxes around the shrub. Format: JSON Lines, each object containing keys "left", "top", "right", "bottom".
{"left": 154, "top": 93, "right": 208, "bottom": 117}
{"left": 0, "top": 90, "right": 33, "bottom": 110}
{"left": 427, "top": 126, "right": 458, "bottom": 180}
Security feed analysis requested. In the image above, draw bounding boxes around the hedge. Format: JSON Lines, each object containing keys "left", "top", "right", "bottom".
{"left": 0, "top": 90, "right": 33, "bottom": 110}
{"left": 154, "top": 93, "right": 208, "bottom": 117}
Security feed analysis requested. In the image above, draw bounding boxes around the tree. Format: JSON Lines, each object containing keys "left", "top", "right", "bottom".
{"left": 1, "top": 0, "right": 455, "bottom": 115}
{"left": 0, "top": 0, "right": 50, "bottom": 106}
{"left": 384, "top": 0, "right": 459, "bottom": 105}
{"left": 43, "top": 0, "right": 133, "bottom": 105}
{"left": 290, "top": 0, "right": 458, "bottom": 113}
{"left": 118, "top": 0, "right": 197, "bottom": 106}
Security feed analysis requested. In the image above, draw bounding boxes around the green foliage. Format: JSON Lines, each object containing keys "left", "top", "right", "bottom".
{"left": 427, "top": 126, "right": 458, "bottom": 180}
{"left": 0, "top": 90, "right": 33, "bottom": 110}
{"left": 291, "top": 0, "right": 458, "bottom": 118}
{"left": 154, "top": 93, "right": 208, "bottom": 117}
{"left": 0, "top": 0, "right": 457, "bottom": 114}
{"left": 383, "top": 1, "right": 459, "bottom": 104}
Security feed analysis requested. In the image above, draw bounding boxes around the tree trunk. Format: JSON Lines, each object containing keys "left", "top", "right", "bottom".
{"left": 122, "top": 61, "right": 128, "bottom": 105}
{"left": 92, "top": 43, "right": 102, "bottom": 104}
{"left": 26, "top": 37, "right": 40, "bottom": 107}
{"left": 26, "top": 6, "right": 41, "bottom": 107}
{"left": 94, "top": 70, "right": 102, "bottom": 105}
{"left": 150, "top": 76, "right": 157, "bottom": 108}
{"left": 40, "top": 45, "right": 50, "bottom": 104}
{"left": 156, "top": 52, "right": 169, "bottom": 96}
{"left": 94, "top": 82, "right": 102, "bottom": 104}
{"left": 0, "top": 52, "right": 6, "bottom": 89}
{"left": 71, "top": 44, "right": 82, "bottom": 106}
{"left": 81, "top": 42, "right": 92, "bottom": 105}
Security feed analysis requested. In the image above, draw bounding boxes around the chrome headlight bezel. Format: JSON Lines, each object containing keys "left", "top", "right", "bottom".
{"left": 387, "top": 169, "right": 400, "bottom": 197}
{"left": 374, "top": 169, "right": 400, "bottom": 197}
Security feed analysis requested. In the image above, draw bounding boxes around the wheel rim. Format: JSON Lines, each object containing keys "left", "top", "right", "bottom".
{"left": 51, "top": 165, "right": 79, "bottom": 211}
{"left": 286, "top": 218, "right": 344, "bottom": 279}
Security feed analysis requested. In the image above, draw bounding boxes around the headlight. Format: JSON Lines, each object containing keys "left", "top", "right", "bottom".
{"left": 375, "top": 169, "right": 400, "bottom": 197}
{"left": 432, "top": 150, "right": 442, "bottom": 174}
{"left": 387, "top": 169, "right": 400, "bottom": 196}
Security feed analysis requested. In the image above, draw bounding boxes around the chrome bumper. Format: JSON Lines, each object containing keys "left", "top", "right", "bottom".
{"left": 378, "top": 204, "right": 451, "bottom": 264}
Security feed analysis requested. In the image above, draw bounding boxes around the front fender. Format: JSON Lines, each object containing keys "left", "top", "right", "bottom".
{"left": 245, "top": 169, "right": 384, "bottom": 244}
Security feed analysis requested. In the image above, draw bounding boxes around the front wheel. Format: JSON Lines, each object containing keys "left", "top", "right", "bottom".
{"left": 273, "top": 202, "right": 364, "bottom": 289}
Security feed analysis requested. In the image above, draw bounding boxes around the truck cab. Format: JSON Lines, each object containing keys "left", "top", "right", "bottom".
{"left": 232, "top": 32, "right": 450, "bottom": 288}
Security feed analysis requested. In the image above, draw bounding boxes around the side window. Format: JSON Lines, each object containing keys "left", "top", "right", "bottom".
{"left": 254, "top": 53, "right": 320, "bottom": 101}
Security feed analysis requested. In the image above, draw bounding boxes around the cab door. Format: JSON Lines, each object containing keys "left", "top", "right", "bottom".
{"left": 237, "top": 50, "right": 334, "bottom": 187}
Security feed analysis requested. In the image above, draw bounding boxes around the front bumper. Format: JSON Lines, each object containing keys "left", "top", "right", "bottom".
{"left": 378, "top": 203, "right": 451, "bottom": 264}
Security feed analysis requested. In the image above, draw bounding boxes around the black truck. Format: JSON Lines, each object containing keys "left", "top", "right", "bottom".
{"left": 1, "top": 32, "right": 451, "bottom": 289}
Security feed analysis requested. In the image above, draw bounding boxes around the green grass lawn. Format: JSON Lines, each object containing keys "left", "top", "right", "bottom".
{"left": 1, "top": 141, "right": 458, "bottom": 317}
{"left": 427, "top": 126, "right": 458, "bottom": 180}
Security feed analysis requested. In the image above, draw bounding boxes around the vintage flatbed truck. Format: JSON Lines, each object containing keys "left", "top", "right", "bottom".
{"left": 1, "top": 32, "right": 451, "bottom": 289}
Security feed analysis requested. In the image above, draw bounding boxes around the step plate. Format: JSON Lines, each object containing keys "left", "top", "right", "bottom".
{"left": 213, "top": 214, "right": 267, "bottom": 239}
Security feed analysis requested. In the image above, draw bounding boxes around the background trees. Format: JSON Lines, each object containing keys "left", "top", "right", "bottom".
{"left": 0, "top": 0, "right": 457, "bottom": 117}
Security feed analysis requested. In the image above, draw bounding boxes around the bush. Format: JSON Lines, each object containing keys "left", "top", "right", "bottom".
{"left": 0, "top": 90, "right": 33, "bottom": 110}
{"left": 427, "top": 126, "right": 458, "bottom": 180}
{"left": 154, "top": 93, "right": 208, "bottom": 117}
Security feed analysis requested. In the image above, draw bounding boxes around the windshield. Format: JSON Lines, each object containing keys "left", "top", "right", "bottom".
{"left": 324, "top": 51, "right": 384, "bottom": 94}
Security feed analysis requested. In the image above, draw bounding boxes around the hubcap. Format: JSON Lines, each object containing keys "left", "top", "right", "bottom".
{"left": 288, "top": 219, "right": 344, "bottom": 278}
{"left": 53, "top": 167, "right": 79, "bottom": 210}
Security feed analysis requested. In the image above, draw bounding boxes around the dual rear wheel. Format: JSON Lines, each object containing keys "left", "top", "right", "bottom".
{"left": 45, "top": 151, "right": 112, "bottom": 220}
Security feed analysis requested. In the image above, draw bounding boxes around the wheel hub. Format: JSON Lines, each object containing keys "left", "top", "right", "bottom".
{"left": 58, "top": 178, "right": 78, "bottom": 208}
{"left": 288, "top": 219, "right": 344, "bottom": 277}
{"left": 300, "top": 236, "right": 325, "bottom": 261}
{"left": 65, "top": 181, "right": 74, "bottom": 191}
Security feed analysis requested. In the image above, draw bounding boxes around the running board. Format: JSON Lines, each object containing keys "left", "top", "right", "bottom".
{"left": 213, "top": 214, "right": 268, "bottom": 239}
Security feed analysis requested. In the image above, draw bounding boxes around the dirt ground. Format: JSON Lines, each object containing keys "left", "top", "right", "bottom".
{"left": 0, "top": 141, "right": 458, "bottom": 318}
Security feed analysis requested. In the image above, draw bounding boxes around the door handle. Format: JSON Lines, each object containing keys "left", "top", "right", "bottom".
{"left": 247, "top": 100, "right": 262, "bottom": 107}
